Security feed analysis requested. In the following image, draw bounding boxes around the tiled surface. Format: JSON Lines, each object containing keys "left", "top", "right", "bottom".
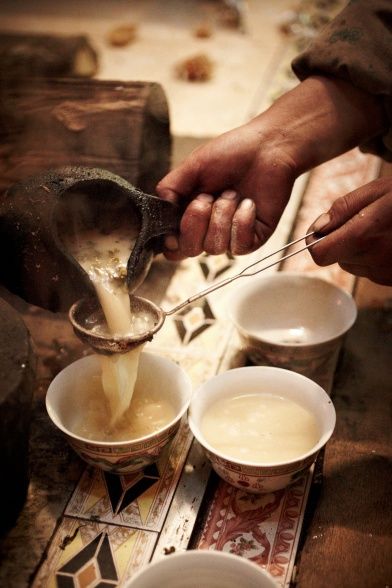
{"left": 197, "top": 469, "right": 313, "bottom": 586}
{"left": 65, "top": 423, "right": 192, "bottom": 531}
{"left": 34, "top": 518, "right": 156, "bottom": 588}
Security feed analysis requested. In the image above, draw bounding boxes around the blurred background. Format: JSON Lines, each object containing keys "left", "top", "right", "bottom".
{"left": 0, "top": 0, "right": 344, "bottom": 167}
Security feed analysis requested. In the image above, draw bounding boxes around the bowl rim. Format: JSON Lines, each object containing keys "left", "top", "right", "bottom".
{"left": 228, "top": 271, "right": 357, "bottom": 348}
{"left": 188, "top": 365, "right": 336, "bottom": 468}
{"left": 124, "top": 549, "right": 278, "bottom": 587}
{"left": 45, "top": 351, "right": 192, "bottom": 447}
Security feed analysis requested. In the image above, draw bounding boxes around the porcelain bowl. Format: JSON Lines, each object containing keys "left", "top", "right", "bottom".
{"left": 125, "top": 550, "right": 278, "bottom": 588}
{"left": 188, "top": 366, "right": 336, "bottom": 493}
{"left": 46, "top": 352, "right": 192, "bottom": 474}
{"left": 229, "top": 272, "right": 357, "bottom": 380}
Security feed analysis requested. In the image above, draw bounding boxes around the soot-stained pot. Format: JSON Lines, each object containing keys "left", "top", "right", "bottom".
{"left": 0, "top": 167, "right": 180, "bottom": 312}
{"left": 0, "top": 297, "right": 35, "bottom": 534}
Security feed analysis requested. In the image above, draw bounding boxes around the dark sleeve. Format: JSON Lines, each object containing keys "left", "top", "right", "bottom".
{"left": 291, "top": 0, "right": 392, "bottom": 160}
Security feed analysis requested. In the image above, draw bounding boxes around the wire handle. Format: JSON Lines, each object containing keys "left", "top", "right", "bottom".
{"left": 166, "top": 232, "right": 324, "bottom": 315}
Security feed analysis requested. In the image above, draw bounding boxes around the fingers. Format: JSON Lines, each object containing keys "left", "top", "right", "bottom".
{"left": 163, "top": 192, "right": 261, "bottom": 259}
{"left": 305, "top": 178, "right": 392, "bottom": 285}
{"left": 231, "top": 199, "right": 259, "bottom": 254}
{"left": 308, "top": 207, "right": 373, "bottom": 267}
{"left": 179, "top": 193, "right": 214, "bottom": 257}
{"left": 204, "top": 190, "right": 240, "bottom": 254}
{"left": 164, "top": 193, "right": 213, "bottom": 260}
{"left": 339, "top": 262, "right": 392, "bottom": 286}
{"left": 308, "top": 177, "right": 390, "bottom": 238}
{"left": 156, "top": 157, "right": 202, "bottom": 205}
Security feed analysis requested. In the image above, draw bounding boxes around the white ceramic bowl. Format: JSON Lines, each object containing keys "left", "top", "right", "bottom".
{"left": 229, "top": 272, "right": 357, "bottom": 379}
{"left": 189, "top": 366, "right": 336, "bottom": 493}
{"left": 46, "top": 352, "right": 192, "bottom": 474}
{"left": 126, "top": 550, "right": 278, "bottom": 588}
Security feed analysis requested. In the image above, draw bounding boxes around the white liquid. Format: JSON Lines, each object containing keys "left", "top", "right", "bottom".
{"left": 100, "top": 349, "right": 141, "bottom": 425}
{"left": 68, "top": 230, "right": 135, "bottom": 330}
{"left": 72, "top": 373, "right": 175, "bottom": 442}
{"left": 67, "top": 228, "right": 154, "bottom": 427}
{"left": 256, "top": 327, "right": 310, "bottom": 345}
{"left": 201, "top": 393, "right": 320, "bottom": 463}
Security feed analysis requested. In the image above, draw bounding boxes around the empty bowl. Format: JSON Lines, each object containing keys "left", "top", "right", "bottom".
{"left": 229, "top": 272, "right": 357, "bottom": 379}
{"left": 46, "top": 351, "right": 192, "bottom": 474}
{"left": 125, "top": 550, "right": 278, "bottom": 588}
{"left": 188, "top": 365, "right": 336, "bottom": 493}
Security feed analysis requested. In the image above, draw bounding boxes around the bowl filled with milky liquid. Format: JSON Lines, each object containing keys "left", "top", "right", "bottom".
{"left": 47, "top": 192, "right": 192, "bottom": 474}
{"left": 188, "top": 366, "right": 336, "bottom": 493}
{"left": 46, "top": 351, "right": 192, "bottom": 474}
{"left": 229, "top": 272, "right": 357, "bottom": 380}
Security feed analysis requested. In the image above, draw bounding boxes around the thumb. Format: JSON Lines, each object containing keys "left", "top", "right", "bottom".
{"left": 308, "top": 178, "right": 390, "bottom": 236}
{"left": 156, "top": 159, "right": 202, "bottom": 205}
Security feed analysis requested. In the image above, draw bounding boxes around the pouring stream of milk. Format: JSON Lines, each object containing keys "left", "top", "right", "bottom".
{"left": 67, "top": 229, "right": 149, "bottom": 426}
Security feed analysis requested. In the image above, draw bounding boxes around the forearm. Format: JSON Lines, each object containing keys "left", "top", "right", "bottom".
{"left": 248, "top": 75, "right": 388, "bottom": 176}
{"left": 292, "top": 0, "right": 392, "bottom": 161}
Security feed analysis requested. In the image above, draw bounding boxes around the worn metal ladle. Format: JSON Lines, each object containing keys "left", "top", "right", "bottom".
{"left": 0, "top": 166, "right": 181, "bottom": 312}
{"left": 69, "top": 232, "right": 325, "bottom": 354}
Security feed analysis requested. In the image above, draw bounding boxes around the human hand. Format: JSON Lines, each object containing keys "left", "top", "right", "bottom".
{"left": 156, "top": 120, "right": 297, "bottom": 260}
{"left": 307, "top": 177, "right": 392, "bottom": 285}
{"left": 157, "top": 75, "right": 386, "bottom": 262}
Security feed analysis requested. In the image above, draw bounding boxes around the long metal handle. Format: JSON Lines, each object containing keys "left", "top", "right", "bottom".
{"left": 165, "top": 232, "right": 324, "bottom": 315}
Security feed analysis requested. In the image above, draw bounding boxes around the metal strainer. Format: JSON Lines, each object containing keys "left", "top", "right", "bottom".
{"left": 69, "top": 232, "right": 324, "bottom": 354}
